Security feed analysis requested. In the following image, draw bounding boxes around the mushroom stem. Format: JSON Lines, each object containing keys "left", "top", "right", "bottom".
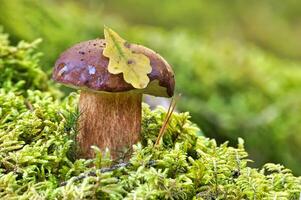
{"left": 78, "top": 90, "right": 142, "bottom": 159}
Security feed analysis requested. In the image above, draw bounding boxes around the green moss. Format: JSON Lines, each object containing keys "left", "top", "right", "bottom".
{"left": 0, "top": 90, "right": 300, "bottom": 199}
{"left": 0, "top": 29, "right": 48, "bottom": 93}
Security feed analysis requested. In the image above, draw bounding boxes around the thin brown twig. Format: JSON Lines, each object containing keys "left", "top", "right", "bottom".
{"left": 155, "top": 94, "right": 180, "bottom": 146}
{"left": 59, "top": 160, "right": 156, "bottom": 186}
{"left": 155, "top": 99, "right": 174, "bottom": 145}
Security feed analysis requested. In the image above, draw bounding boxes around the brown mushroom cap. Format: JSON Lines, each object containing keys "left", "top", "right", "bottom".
{"left": 52, "top": 39, "right": 175, "bottom": 97}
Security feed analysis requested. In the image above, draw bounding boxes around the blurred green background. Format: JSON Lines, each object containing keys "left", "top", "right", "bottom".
{"left": 0, "top": 0, "right": 300, "bottom": 174}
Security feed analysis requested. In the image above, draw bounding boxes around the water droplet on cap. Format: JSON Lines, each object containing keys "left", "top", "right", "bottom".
{"left": 88, "top": 65, "right": 96, "bottom": 75}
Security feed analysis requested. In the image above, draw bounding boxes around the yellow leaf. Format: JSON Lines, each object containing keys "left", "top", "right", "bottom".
{"left": 103, "top": 26, "right": 152, "bottom": 89}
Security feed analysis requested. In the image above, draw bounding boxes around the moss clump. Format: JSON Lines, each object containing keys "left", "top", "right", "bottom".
{"left": 0, "top": 31, "right": 300, "bottom": 199}
{"left": 0, "top": 30, "right": 48, "bottom": 93}
{"left": 1, "top": 92, "right": 300, "bottom": 199}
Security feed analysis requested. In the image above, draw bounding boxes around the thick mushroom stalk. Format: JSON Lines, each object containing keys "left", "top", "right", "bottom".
{"left": 79, "top": 91, "right": 142, "bottom": 158}
{"left": 52, "top": 39, "right": 174, "bottom": 159}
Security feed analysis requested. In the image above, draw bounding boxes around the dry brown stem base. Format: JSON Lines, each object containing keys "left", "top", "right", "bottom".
{"left": 78, "top": 91, "right": 142, "bottom": 159}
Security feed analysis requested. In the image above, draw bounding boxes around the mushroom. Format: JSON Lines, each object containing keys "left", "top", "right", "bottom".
{"left": 52, "top": 39, "right": 175, "bottom": 159}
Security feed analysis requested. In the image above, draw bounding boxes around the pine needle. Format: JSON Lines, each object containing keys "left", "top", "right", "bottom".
{"left": 155, "top": 94, "right": 181, "bottom": 146}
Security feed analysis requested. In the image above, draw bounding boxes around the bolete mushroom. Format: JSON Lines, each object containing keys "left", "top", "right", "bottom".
{"left": 52, "top": 38, "right": 174, "bottom": 159}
